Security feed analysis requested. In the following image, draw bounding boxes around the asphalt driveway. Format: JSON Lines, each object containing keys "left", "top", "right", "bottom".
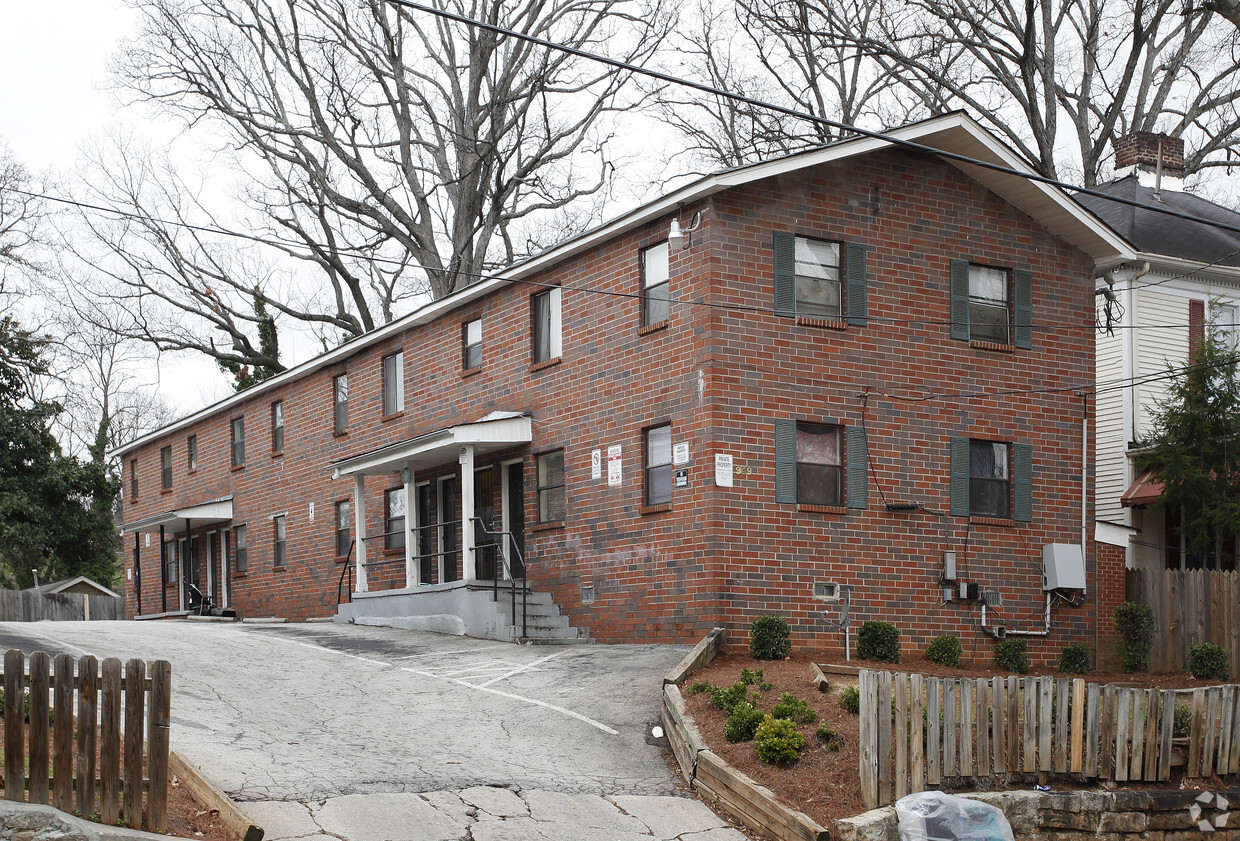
{"left": 0, "top": 621, "right": 744, "bottom": 841}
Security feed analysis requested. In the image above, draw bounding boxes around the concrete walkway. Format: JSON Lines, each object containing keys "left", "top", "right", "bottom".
{"left": 0, "top": 621, "right": 745, "bottom": 841}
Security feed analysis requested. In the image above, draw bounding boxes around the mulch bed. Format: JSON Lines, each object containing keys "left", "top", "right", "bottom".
{"left": 680, "top": 649, "right": 1225, "bottom": 834}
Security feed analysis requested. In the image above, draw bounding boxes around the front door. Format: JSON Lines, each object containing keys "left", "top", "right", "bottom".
{"left": 440, "top": 477, "right": 458, "bottom": 583}
{"left": 417, "top": 483, "right": 434, "bottom": 585}
{"left": 504, "top": 461, "right": 526, "bottom": 578}
{"left": 474, "top": 467, "right": 497, "bottom": 579}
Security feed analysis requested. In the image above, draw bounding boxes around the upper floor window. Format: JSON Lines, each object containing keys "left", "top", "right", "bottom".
{"left": 950, "top": 261, "right": 1032, "bottom": 348}
{"left": 383, "top": 352, "right": 404, "bottom": 415}
{"left": 273, "top": 515, "right": 287, "bottom": 568}
{"left": 645, "top": 425, "right": 672, "bottom": 506}
{"left": 333, "top": 374, "right": 349, "bottom": 434}
{"left": 773, "top": 233, "right": 867, "bottom": 324}
{"left": 950, "top": 438, "right": 1032, "bottom": 521}
{"left": 1213, "top": 303, "right": 1239, "bottom": 351}
{"left": 271, "top": 400, "right": 284, "bottom": 453}
{"left": 774, "top": 420, "right": 867, "bottom": 509}
{"left": 130, "top": 458, "right": 138, "bottom": 502}
{"left": 231, "top": 417, "right": 245, "bottom": 467}
{"left": 160, "top": 446, "right": 173, "bottom": 491}
{"left": 336, "top": 500, "right": 352, "bottom": 557}
{"left": 187, "top": 435, "right": 197, "bottom": 471}
{"left": 385, "top": 487, "right": 406, "bottom": 551}
{"left": 537, "top": 450, "right": 566, "bottom": 522}
{"left": 642, "top": 242, "right": 670, "bottom": 325}
{"left": 463, "top": 319, "right": 482, "bottom": 370}
{"left": 532, "top": 287, "right": 562, "bottom": 364}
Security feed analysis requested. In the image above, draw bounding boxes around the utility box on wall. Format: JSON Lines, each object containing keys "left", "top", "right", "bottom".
{"left": 1042, "top": 544, "right": 1086, "bottom": 591}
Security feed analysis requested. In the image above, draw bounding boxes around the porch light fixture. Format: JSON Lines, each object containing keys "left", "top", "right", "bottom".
{"left": 667, "top": 210, "right": 702, "bottom": 249}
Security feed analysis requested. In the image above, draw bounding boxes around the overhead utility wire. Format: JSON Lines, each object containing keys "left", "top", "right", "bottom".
{"left": 386, "top": 0, "right": 1240, "bottom": 240}
{"left": 9, "top": 186, "right": 1215, "bottom": 336}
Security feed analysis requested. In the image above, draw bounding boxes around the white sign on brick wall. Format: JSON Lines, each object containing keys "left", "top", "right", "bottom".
{"left": 607, "top": 445, "right": 622, "bottom": 487}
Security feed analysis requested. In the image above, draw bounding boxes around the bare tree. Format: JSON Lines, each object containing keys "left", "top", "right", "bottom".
{"left": 0, "top": 141, "right": 49, "bottom": 304}
{"left": 662, "top": 0, "right": 1240, "bottom": 185}
{"left": 99, "top": 0, "right": 667, "bottom": 373}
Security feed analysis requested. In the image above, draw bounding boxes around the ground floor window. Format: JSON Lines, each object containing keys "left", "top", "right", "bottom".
{"left": 537, "top": 450, "right": 565, "bottom": 522}
{"left": 336, "top": 500, "right": 351, "bottom": 557}
{"left": 385, "top": 487, "right": 406, "bottom": 551}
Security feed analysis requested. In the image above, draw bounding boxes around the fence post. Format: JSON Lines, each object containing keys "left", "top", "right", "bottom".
{"left": 147, "top": 660, "right": 172, "bottom": 833}
{"left": 910, "top": 673, "right": 925, "bottom": 793}
{"left": 877, "top": 670, "right": 893, "bottom": 806}
{"left": 28, "top": 651, "right": 50, "bottom": 804}
{"left": 123, "top": 659, "right": 145, "bottom": 826}
{"left": 100, "top": 658, "right": 122, "bottom": 824}
{"left": 859, "top": 670, "right": 878, "bottom": 809}
{"left": 77, "top": 654, "right": 98, "bottom": 816}
{"left": 894, "top": 672, "right": 908, "bottom": 801}
{"left": 4, "top": 650, "right": 25, "bottom": 802}
{"left": 52, "top": 653, "right": 74, "bottom": 811}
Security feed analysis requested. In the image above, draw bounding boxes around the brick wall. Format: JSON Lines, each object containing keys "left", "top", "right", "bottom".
{"left": 120, "top": 145, "right": 1100, "bottom": 661}
{"left": 1094, "top": 541, "right": 1128, "bottom": 670}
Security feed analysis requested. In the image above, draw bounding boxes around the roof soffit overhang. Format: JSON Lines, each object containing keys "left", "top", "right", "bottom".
{"left": 330, "top": 414, "right": 533, "bottom": 479}
{"left": 121, "top": 496, "right": 235, "bottom": 534}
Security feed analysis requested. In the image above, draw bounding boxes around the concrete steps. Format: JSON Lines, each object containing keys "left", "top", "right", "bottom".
{"left": 491, "top": 587, "right": 589, "bottom": 645}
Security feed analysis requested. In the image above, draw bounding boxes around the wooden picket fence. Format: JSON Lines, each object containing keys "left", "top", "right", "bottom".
{"left": 1127, "top": 568, "right": 1240, "bottom": 681}
{"left": 858, "top": 669, "right": 1240, "bottom": 809}
{"left": 1, "top": 650, "right": 171, "bottom": 832}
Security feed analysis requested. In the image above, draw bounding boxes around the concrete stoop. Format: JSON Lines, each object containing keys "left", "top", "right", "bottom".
{"left": 334, "top": 580, "right": 589, "bottom": 644}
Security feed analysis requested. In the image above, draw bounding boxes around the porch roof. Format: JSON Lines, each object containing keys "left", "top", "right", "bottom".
{"left": 330, "top": 412, "right": 533, "bottom": 479}
{"left": 1121, "top": 469, "right": 1164, "bottom": 508}
{"left": 121, "top": 496, "right": 234, "bottom": 534}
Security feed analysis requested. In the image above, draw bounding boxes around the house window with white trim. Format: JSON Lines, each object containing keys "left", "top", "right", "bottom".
{"left": 642, "top": 242, "right": 670, "bottom": 325}
{"left": 532, "top": 287, "right": 562, "bottom": 363}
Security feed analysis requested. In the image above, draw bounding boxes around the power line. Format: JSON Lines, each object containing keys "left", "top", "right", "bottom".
{"left": 386, "top": 0, "right": 1240, "bottom": 240}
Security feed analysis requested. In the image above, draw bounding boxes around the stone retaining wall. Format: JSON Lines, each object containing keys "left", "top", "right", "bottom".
{"left": 0, "top": 801, "right": 167, "bottom": 841}
{"left": 836, "top": 788, "right": 1240, "bottom": 841}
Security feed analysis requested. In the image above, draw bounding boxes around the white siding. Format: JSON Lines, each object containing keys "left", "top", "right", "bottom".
{"left": 1133, "top": 290, "right": 1189, "bottom": 441}
{"left": 1095, "top": 309, "right": 1127, "bottom": 523}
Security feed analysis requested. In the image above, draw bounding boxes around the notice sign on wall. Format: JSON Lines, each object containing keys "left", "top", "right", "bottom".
{"left": 675, "top": 468, "right": 688, "bottom": 488}
{"left": 591, "top": 448, "right": 602, "bottom": 480}
{"left": 715, "top": 453, "right": 734, "bottom": 487}
{"left": 607, "top": 445, "right": 623, "bottom": 486}
{"left": 673, "top": 442, "right": 689, "bottom": 465}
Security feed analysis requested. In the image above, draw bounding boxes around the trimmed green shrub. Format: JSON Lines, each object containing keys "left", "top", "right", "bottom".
{"left": 857, "top": 620, "right": 901, "bottom": 663}
{"left": 1187, "top": 643, "right": 1230, "bottom": 681}
{"left": 838, "top": 684, "right": 860, "bottom": 714}
{"left": 771, "top": 692, "right": 817, "bottom": 724}
{"left": 993, "top": 638, "right": 1029, "bottom": 674}
{"left": 725, "top": 701, "right": 766, "bottom": 743}
{"left": 1058, "top": 642, "right": 1091, "bottom": 674}
{"left": 815, "top": 722, "right": 844, "bottom": 751}
{"left": 686, "top": 681, "right": 711, "bottom": 695}
{"left": 1114, "top": 601, "right": 1155, "bottom": 673}
{"left": 750, "top": 614, "right": 792, "bottom": 661}
{"left": 740, "top": 668, "right": 773, "bottom": 691}
{"left": 1173, "top": 702, "right": 1192, "bottom": 738}
{"left": 755, "top": 715, "right": 805, "bottom": 765}
{"left": 925, "top": 635, "right": 962, "bottom": 667}
{"left": 707, "top": 682, "right": 752, "bottom": 713}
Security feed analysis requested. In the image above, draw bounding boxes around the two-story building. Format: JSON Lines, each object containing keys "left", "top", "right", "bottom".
{"left": 116, "top": 112, "right": 1131, "bottom": 659}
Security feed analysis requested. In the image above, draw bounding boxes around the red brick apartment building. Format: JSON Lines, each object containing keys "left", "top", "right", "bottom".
{"left": 116, "top": 113, "right": 1134, "bottom": 658}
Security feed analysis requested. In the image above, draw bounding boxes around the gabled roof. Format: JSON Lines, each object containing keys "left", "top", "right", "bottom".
{"left": 24, "top": 575, "right": 121, "bottom": 599}
{"left": 113, "top": 112, "right": 1130, "bottom": 458}
{"left": 1076, "top": 176, "right": 1240, "bottom": 269}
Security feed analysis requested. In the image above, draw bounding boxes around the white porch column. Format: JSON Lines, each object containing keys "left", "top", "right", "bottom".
{"left": 461, "top": 445, "right": 475, "bottom": 582}
{"left": 353, "top": 474, "right": 369, "bottom": 593}
{"left": 403, "top": 466, "right": 415, "bottom": 589}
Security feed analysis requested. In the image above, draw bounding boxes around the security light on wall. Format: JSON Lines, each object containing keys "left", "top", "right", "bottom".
{"left": 668, "top": 211, "right": 702, "bottom": 249}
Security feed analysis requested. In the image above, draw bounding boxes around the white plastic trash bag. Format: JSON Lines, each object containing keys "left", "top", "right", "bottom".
{"left": 895, "top": 791, "right": 1015, "bottom": 841}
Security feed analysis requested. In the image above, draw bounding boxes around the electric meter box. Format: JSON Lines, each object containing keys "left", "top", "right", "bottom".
{"left": 1042, "top": 543, "right": 1086, "bottom": 591}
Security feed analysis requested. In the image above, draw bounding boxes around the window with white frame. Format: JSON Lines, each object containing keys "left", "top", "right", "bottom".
{"left": 273, "top": 515, "right": 287, "bottom": 568}
{"left": 161, "top": 445, "right": 172, "bottom": 491}
{"left": 187, "top": 435, "right": 197, "bottom": 471}
{"left": 796, "top": 424, "right": 842, "bottom": 506}
{"left": 532, "top": 287, "right": 562, "bottom": 363}
{"left": 969, "top": 440, "right": 1010, "bottom": 519}
{"left": 642, "top": 242, "right": 670, "bottom": 325}
{"left": 333, "top": 374, "right": 349, "bottom": 433}
{"left": 793, "top": 237, "right": 842, "bottom": 318}
{"left": 968, "top": 265, "right": 1010, "bottom": 344}
{"left": 336, "top": 500, "right": 351, "bottom": 557}
{"left": 383, "top": 352, "right": 404, "bottom": 415}
{"left": 645, "top": 424, "right": 672, "bottom": 506}
{"left": 231, "top": 417, "right": 245, "bottom": 467}
{"left": 385, "top": 487, "right": 406, "bottom": 551}
{"left": 537, "top": 450, "right": 565, "bottom": 522}
{"left": 463, "top": 319, "right": 482, "bottom": 370}
{"left": 271, "top": 400, "right": 284, "bottom": 453}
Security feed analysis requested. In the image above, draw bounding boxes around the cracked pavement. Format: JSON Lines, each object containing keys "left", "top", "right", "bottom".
{"left": 0, "top": 621, "right": 747, "bottom": 841}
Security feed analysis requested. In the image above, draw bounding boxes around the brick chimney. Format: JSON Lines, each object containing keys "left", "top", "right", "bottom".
{"left": 1113, "top": 132, "right": 1185, "bottom": 187}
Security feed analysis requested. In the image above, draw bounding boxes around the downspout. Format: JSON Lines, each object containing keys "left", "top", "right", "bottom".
{"left": 980, "top": 594, "right": 1053, "bottom": 638}
{"left": 1080, "top": 391, "right": 1089, "bottom": 595}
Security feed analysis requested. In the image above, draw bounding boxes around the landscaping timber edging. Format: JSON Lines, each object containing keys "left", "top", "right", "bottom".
{"left": 168, "top": 751, "right": 265, "bottom": 841}
{"left": 659, "top": 631, "right": 830, "bottom": 841}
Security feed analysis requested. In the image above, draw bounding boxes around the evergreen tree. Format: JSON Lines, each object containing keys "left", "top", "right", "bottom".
{"left": 1138, "top": 315, "right": 1240, "bottom": 567}
{"left": 218, "top": 288, "right": 280, "bottom": 392}
{"left": 0, "top": 317, "right": 120, "bottom": 588}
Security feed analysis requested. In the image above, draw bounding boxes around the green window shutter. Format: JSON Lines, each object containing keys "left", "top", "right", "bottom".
{"left": 845, "top": 243, "right": 868, "bottom": 326}
{"left": 775, "top": 420, "right": 798, "bottom": 503}
{"left": 1014, "top": 443, "right": 1033, "bottom": 522}
{"left": 1014, "top": 269, "right": 1033, "bottom": 349}
{"left": 773, "top": 233, "right": 796, "bottom": 317}
{"left": 950, "top": 259, "right": 970, "bottom": 341}
{"left": 950, "top": 437, "right": 970, "bottom": 517}
{"left": 846, "top": 426, "right": 868, "bottom": 509}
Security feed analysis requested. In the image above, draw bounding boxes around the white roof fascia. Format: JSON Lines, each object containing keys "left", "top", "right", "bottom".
{"left": 114, "top": 113, "right": 1127, "bottom": 458}
{"left": 121, "top": 497, "right": 235, "bottom": 533}
{"left": 330, "top": 414, "right": 533, "bottom": 479}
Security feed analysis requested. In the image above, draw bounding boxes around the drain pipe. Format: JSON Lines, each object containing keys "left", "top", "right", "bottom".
{"left": 980, "top": 593, "right": 1053, "bottom": 638}
{"left": 1079, "top": 392, "right": 1089, "bottom": 596}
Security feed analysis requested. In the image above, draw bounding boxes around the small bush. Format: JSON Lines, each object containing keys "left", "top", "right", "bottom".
{"left": 925, "top": 635, "right": 962, "bottom": 667}
{"left": 838, "top": 684, "right": 860, "bottom": 714}
{"left": 1058, "top": 642, "right": 1091, "bottom": 674}
{"left": 815, "top": 721, "right": 844, "bottom": 751}
{"left": 1187, "top": 643, "right": 1230, "bottom": 681}
{"left": 725, "top": 701, "right": 766, "bottom": 743}
{"left": 755, "top": 715, "right": 805, "bottom": 765}
{"left": 750, "top": 614, "right": 792, "bottom": 661}
{"left": 1114, "top": 601, "right": 1155, "bottom": 673}
{"left": 739, "top": 668, "right": 773, "bottom": 691}
{"left": 686, "top": 681, "right": 711, "bottom": 695}
{"left": 1173, "top": 702, "right": 1192, "bottom": 739}
{"left": 708, "top": 682, "right": 752, "bottom": 713}
{"left": 993, "top": 638, "right": 1029, "bottom": 674}
{"left": 857, "top": 621, "right": 901, "bottom": 663}
{"left": 771, "top": 692, "right": 817, "bottom": 724}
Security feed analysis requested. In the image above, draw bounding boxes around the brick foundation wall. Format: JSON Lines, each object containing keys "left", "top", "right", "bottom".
{"left": 1095, "top": 540, "right": 1128, "bottom": 670}
{"left": 119, "top": 144, "right": 1100, "bottom": 660}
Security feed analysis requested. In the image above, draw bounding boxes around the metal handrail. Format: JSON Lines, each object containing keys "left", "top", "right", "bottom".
{"left": 472, "top": 517, "right": 529, "bottom": 640}
{"left": 336, "top": 539, "right": 356, "bottom": 606}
